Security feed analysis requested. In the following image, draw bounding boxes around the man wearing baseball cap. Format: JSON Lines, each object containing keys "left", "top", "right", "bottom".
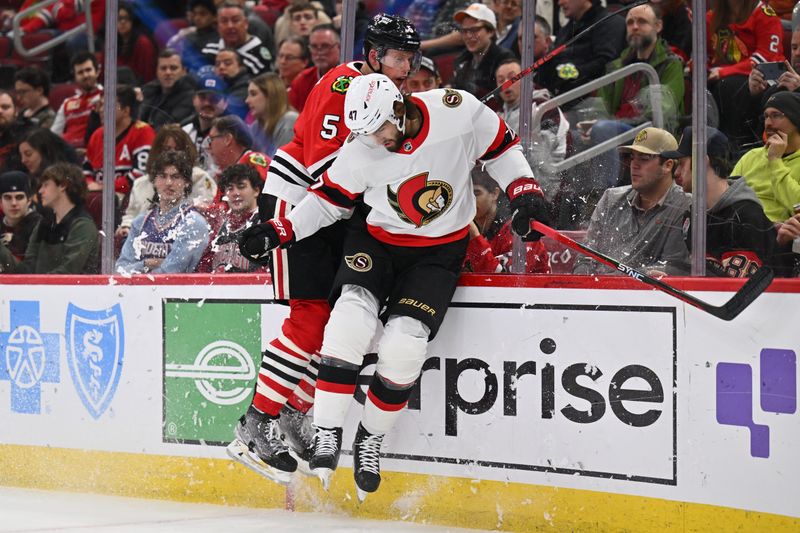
{"left": 573, "top": 127, "right": 692, "bottom": 275}
{"left": 182, "top": 71, "right": 231, "bottom": 176}
{"left": 405, "top": 56, "right": 441, "bottom": 93}
{"left": 451, "top": 2, "right": 516, "bottom": 100}
{"left": 732, "top": 91, "right": 800, "bottom": 223}
{"left": 665, "top": 126, "right": 776, "bottom": 277}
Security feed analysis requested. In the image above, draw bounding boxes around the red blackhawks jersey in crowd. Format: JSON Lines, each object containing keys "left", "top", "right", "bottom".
{"left": 707, "top": 2, "right": 784, "bottom": 78}
{"left": 52, "top": 85, "right": 102, "bottom": 148}
{"left": 21, "top": 0, "right": 106, "bottom": 34}
{"left": 83, "top": 120, "right": 156, "bottom": 195}
{"left": 263, "top": 61, "right": 364, "bottom": 207}
{"left": 289, "top": 89, "right": 533, "bottom": 247}
{"left": 210, "top": 150, "right": 270, "bottom": 208}
{"left": 465, "top": 220, "right": 550, "bottom": 274}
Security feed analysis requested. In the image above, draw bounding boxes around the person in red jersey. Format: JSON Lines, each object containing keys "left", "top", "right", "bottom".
{"left": 51, "top": 52, "right": 103, "bottom": 150}
{"left": 225, "top": 14, "right": 422, "bottom": 486}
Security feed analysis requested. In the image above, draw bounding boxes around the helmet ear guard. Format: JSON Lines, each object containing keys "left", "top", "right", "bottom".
{"left": 345, "top": 73, "right": 406, "bottom": 137}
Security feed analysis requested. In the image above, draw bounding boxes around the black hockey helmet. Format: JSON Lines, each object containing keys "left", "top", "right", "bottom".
{"left": 363, "top": 14, "right": 421, "bottom": 72}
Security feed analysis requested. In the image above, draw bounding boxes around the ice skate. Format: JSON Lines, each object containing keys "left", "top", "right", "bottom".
{"left": 227, "top": 405, "right": 297, "bottom": 485}
{"left": 309, "top": 425, "right": 343, "bottom": 490}
{"left": 352, "top": 423, "right": 384, "bottom": 502}
{"left": 277, "top": 404, "right": 315, "bottom": 476}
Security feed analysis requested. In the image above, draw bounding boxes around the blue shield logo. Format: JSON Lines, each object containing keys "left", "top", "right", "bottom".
{"left": 65, "top": 304, "right": 125, "bottom": 419}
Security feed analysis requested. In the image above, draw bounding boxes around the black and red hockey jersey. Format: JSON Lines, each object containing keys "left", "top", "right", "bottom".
{"left": 83, "top": 120, "right": 156, "bottom": 195}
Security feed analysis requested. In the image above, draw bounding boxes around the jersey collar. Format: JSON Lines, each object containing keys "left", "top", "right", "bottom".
{"left": 396, "top": 96, "right": 430, "bottom": 155}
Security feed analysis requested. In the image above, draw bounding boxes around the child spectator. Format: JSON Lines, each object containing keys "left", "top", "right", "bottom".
{"left": 464, "top": 167, "right": 550, "bottom": 273}
{"left": 198, "top": 163, "right": 266, "bottom": 272}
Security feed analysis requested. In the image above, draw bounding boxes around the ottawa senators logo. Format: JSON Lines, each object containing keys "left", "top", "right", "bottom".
{"left": 442, "top": 89, "right": 462, "bottom": 108}
{"left": 387, "top": 172, "right": 453, "bottom": 227}
{"left": 345, "top": 252, "right": 372, "bottom": 272}
{"left": 331, "top": 75, "right": 354, "bottom": 94}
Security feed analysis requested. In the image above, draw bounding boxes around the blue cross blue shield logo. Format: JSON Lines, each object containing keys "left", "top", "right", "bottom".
{"left": 0, "top": 301, "right": 60, "bottom": 414}
{"left": 65, "top": 304, "right": 125, "bottom": 419}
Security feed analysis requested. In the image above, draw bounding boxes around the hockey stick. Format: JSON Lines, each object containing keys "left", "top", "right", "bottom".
{"left": 532, "top": 221, "right": 774, "bottom": 321}
{"left": 481, "top": 0, "right": 648, "bottom": 105}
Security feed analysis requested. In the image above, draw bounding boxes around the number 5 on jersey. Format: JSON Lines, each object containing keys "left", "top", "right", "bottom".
{"left": 321, "top": 114, "right": 340, "bottom": 140}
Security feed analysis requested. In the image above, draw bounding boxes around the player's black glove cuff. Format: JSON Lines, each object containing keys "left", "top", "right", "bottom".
{"left": 506, "top": 178, "right": 551, "bottom": 242}
{"left": 238, "top": 218, "right": 295, "bottom": 264}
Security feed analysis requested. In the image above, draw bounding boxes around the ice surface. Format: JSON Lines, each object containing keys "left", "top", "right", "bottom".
{"left": 0, "top": 487, "right": 491, "bottom": 533}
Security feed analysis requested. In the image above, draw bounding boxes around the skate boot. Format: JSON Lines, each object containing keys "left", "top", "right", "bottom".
{"left": 226, "top": 405, "right": 297, "bottom": 485}
{"left": 352, "top": 423, "right": 384, "bottom": 502}
{"left": 309, "top": 425, "right": 343, "bottom": 490}
{"left": 277, "top": 404, "right": 315, "bottom": 475}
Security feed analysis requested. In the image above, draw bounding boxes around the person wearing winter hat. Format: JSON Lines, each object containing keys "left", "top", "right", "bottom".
{"left": 732, "top": 91, "right": 800, "bottom": 223}
{"left": 666, "top": 126, "right": 776, "bottom": 277}
{"left": 0, "top": 171, "right": 41, "bottom": 262}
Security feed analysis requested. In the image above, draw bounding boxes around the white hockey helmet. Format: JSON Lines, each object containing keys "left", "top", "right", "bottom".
{"left": 344, "top": 73, "right": 405, "bottom": 137}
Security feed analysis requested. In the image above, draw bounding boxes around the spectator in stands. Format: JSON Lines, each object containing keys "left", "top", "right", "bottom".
{"left": 51, "top": 51, "right": 103, "bottom": 151}
{"left": 171, "top": 0, "right": 220, "bottom": 70}
{"left": 451, "top": 3, "right": 516, "bottom": 100}
{"left": 776, "top": 212, "right": 800, "bottom": 276}
{"left": 14, "top": 67, "right": 55, "bottom": 129}
{"left": 117, "top": 125, "right": 216, "bottom": 239}
{"left": 273, "top": 0, "right": 332, "bottom": 46}
{"left": 406, "top": 56, "right": 442, "bottom": 93}
{"left": 140, "top": 49, "right": 198, "bottom": 130}
{"left": 19, "top": 0, "right": 105, "bottom": 41}
{"left": 495, "top": 0, "right": 521, "bottom": 51}
{"left": 410, "top": 0, "right": 471, "bottom": 48}
{"left": 276, "top": 37, "right": 311, "bottom": 89}
{"left": 707, "top": 0, "right": 784, "bottom": 146}
{"left": 0, "top": 163, "right": 98, "bottom": 274}
{"left": 197, "top": 163, "right": 265, "bottom": 272}
{"left": 83, "top": 84, "right": 156, "bottom": 197}
{"left": 0, "top": 90, "right": 32, "bottom": 173}
{"left": 289, "top": 24, "right": 341, "bottom": 112}
{"left": 288, "top": 3, "right": 319, "bottom": 39}
{"left": 202, "top": 1, "right": 274, "bottom": 76}
{"left": 573, "top": 127, "right": 691, "bottom": 275}
{"left": 654, "top": 0, "right": 692, "bottom": 62}
{"left": 182, "top": 71, "right": 231, "bottom": 176}
{"left": 464, "top": 167, "right": 550, "bottom": 273}
{"left": 495, "top": 58, "right": 568, "bottom": 200}
{"left": 0, "top": 171, "right": 41, "bottom": 262}
{"left": 732, "top": 91, "right": 800, "bottom": 223}
{"left": 769, "top": 0, "right": 796, "bottom": 21}
{"left": 667, "top": 126, "right": 776, "bottom": 277}
{"left": 540, "top": 0, "right": 626, "bottom": 97}
{"left": 117, "top": 2, "right": 157, "bottom": 84}
{"left": 330, "top": 0, "right": 370, "bottom": 40}
{"left": 214, "top": 48, "right": 251, "bottom": 118}
{"left": 18, "top": 128, "right": 80, "bottom": 189}
{"left": 579, "top": 3, "right": 684, "bottom": 188}
{"left": 246, "top": 72, "right": 298, "bottom": 157}
{"left": 116, "top": 150, "right": 210, "bottom": 275}
{"left": 746, "top": 28, "right": 800, "bottom": 142}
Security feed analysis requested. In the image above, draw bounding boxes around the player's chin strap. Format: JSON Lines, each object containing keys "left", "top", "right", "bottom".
{"left": 531, "top": 221, "right": 774, "bottom": 321}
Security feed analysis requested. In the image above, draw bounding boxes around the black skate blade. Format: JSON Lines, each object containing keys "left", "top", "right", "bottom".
{"left": 226, "top": 439, "right": 293, "bottom": 486}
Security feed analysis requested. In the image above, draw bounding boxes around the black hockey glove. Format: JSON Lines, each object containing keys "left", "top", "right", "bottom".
{"left": 506, "top": 178, "right": 551, "bottom": 242}
{"left": 238, "top": 218, "right": 295, "bottom": 263}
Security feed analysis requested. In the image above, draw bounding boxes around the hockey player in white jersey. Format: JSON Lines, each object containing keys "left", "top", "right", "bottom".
{"left": 238, "top": 73, "right": 551, "bottom": 499}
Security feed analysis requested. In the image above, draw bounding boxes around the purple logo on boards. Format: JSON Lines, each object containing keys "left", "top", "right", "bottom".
{"left": 716, "top": 349, "right": 796, "bottom": 458}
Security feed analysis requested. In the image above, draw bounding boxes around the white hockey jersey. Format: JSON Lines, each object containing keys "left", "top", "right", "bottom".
{"left": 287, "top": 89, "right": 533, "bottom": 247}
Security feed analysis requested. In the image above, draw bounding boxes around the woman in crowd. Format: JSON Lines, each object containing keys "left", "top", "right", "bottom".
{"left": 117, "top": 2, "right": 158, "bottom": 83}
{"left": 116, "top": 150, "right": 210, "bottom": 274}
{"left": 706, "top": 0, "right": 784, "bottom": 145}
{"left": 18, "top": 128, "right": 80, "bottom": 190}
{"left": 245, "top": 72, "right": 298, "bottom": 157}
{"left": 463, "top": 167, "right": 550, "bottom": 274}
{"left": 116, "top": 125, "right": 216, "bottom": 238}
